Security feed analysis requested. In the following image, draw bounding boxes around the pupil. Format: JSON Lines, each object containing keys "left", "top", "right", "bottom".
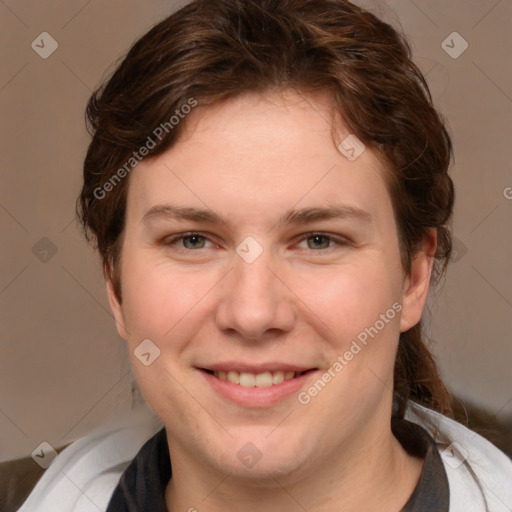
{"left": 185, "top": 235, "right": 203, "bottom": 248}
{"left": 310, "top": 235, "right": 328, "bottom": 249}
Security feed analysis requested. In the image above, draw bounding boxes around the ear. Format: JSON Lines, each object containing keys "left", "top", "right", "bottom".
{"left": 399, "top": 229, "right": 437, "bottom": 333}
{"left": 104, "top": 262, "right": 128, "bottom": 341}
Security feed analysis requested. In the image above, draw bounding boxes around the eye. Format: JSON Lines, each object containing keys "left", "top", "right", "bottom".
{"left": 160, "top": 231, "right": 349, "bottom": 253}
{"left": 162, "top": 232, "right": 215, "bottom": 250}
{"left": 296, "top": 233, "right": 348, "bottom": 251}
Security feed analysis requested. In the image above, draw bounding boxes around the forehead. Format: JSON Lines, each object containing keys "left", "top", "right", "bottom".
{"left": 126, "top": 90, "right": 392, "bottom": 227}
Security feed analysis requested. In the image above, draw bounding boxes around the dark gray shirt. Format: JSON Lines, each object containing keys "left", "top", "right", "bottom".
{"left": 106, "top": 418, "right": 449, "bottom": 511}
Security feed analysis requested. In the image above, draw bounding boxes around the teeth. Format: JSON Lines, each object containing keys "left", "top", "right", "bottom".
{"left": 227, "top": 371, "right": 239, "bottom": 384}
{"left": 239, "top": 372, "right": 256, "bottom": 387}
{"left": 272, "top": 370, "right": 284, "bottom": 385}
{"left": 255, "top": 371, "right": 273, "bottom": 387}
{"left": 213, "top": 369, "right": 301, "bottom": 386}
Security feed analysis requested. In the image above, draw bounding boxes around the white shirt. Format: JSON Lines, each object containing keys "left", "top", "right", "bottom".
{"left": 17, "top": 401, "right": 512, "bottom": 512}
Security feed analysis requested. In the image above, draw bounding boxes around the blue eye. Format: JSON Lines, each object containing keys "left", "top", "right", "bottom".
{"left": 163, "top": 232, "right": 214, "bottom": 250}
{"left": 181, "top": 234, "right": 207, "bottom": 249}
{"left": 305, "top": 234, "right": 332, "bottom": 250}
{"left": 297, "top": 233, "right": 348, "bottom": 251}
{"left": 161, "top": 231, "right": 348, "bottom": 253}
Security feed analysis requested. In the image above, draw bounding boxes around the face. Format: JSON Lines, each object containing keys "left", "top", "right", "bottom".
{"left": 107, "top": 90, "right": 434, "bottom": 482}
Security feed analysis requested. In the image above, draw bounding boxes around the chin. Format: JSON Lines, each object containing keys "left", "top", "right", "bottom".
{"left": 212, "top": 428, "right": 314, "bottom": 480}
{"left": 224, "top": 453, "right": 308, "bottom": 483}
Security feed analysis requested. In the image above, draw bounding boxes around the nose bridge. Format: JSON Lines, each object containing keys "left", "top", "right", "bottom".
{"left": 235, "top": 250, "right": 274, "bottom": 299}
{"left": 233, "top": 235, "right": 276, "bottom": 296}
{"left": 215, "top": 243, "right": 295, "bottom": 339}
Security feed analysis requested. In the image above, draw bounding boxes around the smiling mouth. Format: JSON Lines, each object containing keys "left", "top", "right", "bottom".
{"left": 201, "top": 369, "right": 315, "bottom": 387}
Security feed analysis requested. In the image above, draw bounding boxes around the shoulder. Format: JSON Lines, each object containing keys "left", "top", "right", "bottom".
{"left": 17, "top": 404, "right": 163, "bottom": 512}
{"left": 405, "top": 401, "right": 512, "bottom": 512}
{"left": 17, "top": 401, "right": 512, "bottom": 511}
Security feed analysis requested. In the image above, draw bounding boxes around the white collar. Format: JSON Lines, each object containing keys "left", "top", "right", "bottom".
{"left": 18, "top": 401, "right": 512, "bottom": 512}
{"left": 406, "top": 401, "right": 512, "bottom": 511}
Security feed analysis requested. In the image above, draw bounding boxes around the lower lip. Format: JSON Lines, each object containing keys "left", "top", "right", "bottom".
{"left": 199, "top": 370, "right": 318, "bottom": 407}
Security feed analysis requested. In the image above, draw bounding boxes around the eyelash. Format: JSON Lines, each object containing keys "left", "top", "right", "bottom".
{"left": 161, "top": 231, "right": 350, "bottom": 253}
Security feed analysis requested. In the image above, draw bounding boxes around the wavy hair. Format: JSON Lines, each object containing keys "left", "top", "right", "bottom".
{"left": 77, "top": 0, "right": 455, "bottom": 418}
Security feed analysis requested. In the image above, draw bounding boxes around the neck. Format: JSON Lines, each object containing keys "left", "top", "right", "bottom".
{"left": 165, "top": 419, "right": 423, "bottom": 512}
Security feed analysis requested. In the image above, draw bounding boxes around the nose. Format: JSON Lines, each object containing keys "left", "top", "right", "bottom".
{"left": 215, "top": 247, "right": 296, "bottom": 341}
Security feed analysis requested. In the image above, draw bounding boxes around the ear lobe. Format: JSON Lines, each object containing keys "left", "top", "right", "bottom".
{"left": 399, "top": 229, "right": 437, "bottom": 333}
{"left": 104, "top": 263, "right": 128, "bottom": 340}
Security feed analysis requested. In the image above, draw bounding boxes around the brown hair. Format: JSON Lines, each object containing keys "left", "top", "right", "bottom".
{"left": 77, "top": 0, "right": 455, "bottom": 418}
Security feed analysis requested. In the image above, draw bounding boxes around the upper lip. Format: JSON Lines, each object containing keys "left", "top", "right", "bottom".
{"left": 198, "top": 362, "right": 317, "bottom": 373}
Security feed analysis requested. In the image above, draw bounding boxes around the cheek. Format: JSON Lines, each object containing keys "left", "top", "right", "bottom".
{"left": 291, "top": 259, "right": 401, "bottom": 346}
{"left": 119, "top": 254, "right": 219, "bottom": 344}
{"left": 296, "top": 263, "right": 402, "bottom": 418}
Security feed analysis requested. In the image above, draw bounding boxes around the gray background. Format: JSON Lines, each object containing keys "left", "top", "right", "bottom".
{"left": 1, "top": 0, "right": 511, "bottom": 461}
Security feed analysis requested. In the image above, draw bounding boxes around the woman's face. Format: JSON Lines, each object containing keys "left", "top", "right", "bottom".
{"left": 107, "top": 90, "right": 434, "bottom": 481}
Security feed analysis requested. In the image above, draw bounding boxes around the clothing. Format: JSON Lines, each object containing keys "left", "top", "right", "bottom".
{"left": 394, "top": 419, "right": 450, "bottom": 511}
{"left": 105, "top": 418, "right": 449, "bottom": 512}
{"left": 17, "top": 401, "right": 512, "bottom": 512}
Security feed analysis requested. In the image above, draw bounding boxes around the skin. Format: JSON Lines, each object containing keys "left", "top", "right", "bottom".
{"left": 106, "top": 89, "right": 436, "bottom": 511}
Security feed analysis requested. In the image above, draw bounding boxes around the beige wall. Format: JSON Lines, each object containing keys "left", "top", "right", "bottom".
{"left": 1, "top": 0, "right": 511, "bottom": 461}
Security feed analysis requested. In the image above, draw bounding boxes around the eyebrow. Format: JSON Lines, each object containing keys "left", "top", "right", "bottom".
{"left": 140, "top": 203, "right": 372, "bottom": 228}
